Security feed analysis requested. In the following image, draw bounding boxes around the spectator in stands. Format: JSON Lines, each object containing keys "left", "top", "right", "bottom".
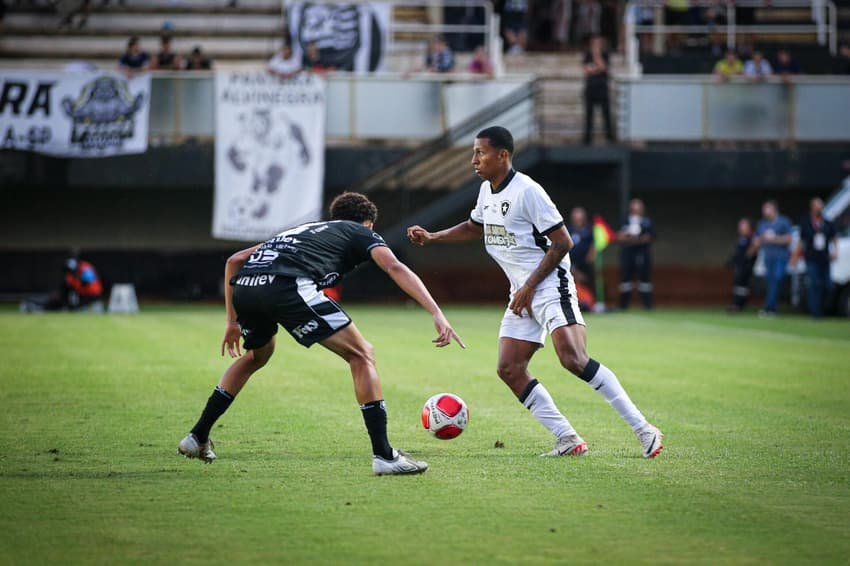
{"left": 837, "top": 43, "right": 850, "bottom": 74}
{"left": 152, "top": 36, "right": 183, "bottom": 71}
{"left": 568, "top": 206, "right": 596, "bottom": 311}
{"left": 773, "top": 48, "right": 801, "bottom": 82}
{"left": 743, "top": 50, "right": 773, "bottom": 81}
{"left": 303, "top": 41, "right": 335, "bottom": 74}
{"left": 702, "top": 0, "right": 727, "bottom": 31}
{"left": 118, "top": 36, "right": 151, "bottom": 76}
{"left": 59, "top": 0, "right": 91, "bottom": 29}
{"left": 617, "top": 198, "right": 655, "bottom": 310}
{"left": 468, "top": 45, "right": 494, "bottom": 77}
{"left": 185, "top": 45, "right": 213, "bottom": 71}
{"left": 424, "top": 36, "right": 455, "bottom": 73}
{"left": 500, "top": 0, "right": 529, "bottom": 55}
{"left": 21, "top": 257, "right": 104, "bottom": 313}
{"left": 796, "top": 197, "right": 838, "bottom": 319}
{"left": 574, "top": 0, "right": 602, "bottom": 48}
{"left": 582, "top": 35, "right": 614, "bottom": 145}
{"left": 622, "top": 2, "right": 654, "bottom": 55}
{"left": 713, "top": 49, "right": 743, "bottom": 81}
{"left": 727, "top": 218, "right": 757, "bottom": 313}
{"left": 267, "top": 44, "right": 302, "bottom": 80}
{"left": 753, "top": 199, "right": 792, "bottom": 317}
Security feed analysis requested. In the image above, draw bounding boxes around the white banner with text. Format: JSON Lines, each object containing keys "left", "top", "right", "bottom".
{"left": 0, "top": 70, "right": 150, "bottom": 157}
{"left": 213, "top": 71, "right": 326, "bottom": 241}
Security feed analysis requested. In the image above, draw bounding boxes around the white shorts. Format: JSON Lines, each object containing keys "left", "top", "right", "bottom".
{"left": 499, "top": 285, "right": 585, "bottom": 346}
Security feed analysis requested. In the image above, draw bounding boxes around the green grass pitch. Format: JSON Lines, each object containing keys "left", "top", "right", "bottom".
{"left": 1, "top": 305, "right": 848, "bottom": 565}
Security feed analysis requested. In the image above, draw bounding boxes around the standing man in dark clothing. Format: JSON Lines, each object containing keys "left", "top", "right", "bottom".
{"left": 178, "top": 192, "right": 464, "bottom": 475}
{"left": 797, "top": 197, "right": 837, "bottom": 318}
{"left": 727, "top": 218, "right": 757, "bottom": 313}
{"left": 617, "top": 198, "right": 655, "bottom": 310}
{"left": 567, "top": 206, "right": 595, "bottom": 309}
{"left": 582, "top": 35, "right": 614, "bottom": 145}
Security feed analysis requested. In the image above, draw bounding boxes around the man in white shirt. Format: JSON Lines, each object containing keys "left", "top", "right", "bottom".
{"left": 267, "top": 44, "right": 302, "bottom": 79}
{"left": 743, "top": 51, "right": 773, "bottom": 81}
{"left": 407, "top": 126, "right": 664, "bottom": 459}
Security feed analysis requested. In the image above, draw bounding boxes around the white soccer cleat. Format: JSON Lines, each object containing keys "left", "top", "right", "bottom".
{"left": 372, "top": 449, "right": 428, "bottom": 476}
{"left": 541, "top": 433, "right": 589, "bottom": 457}
{"left": 178, "top": 433, "right": 216, "bottom": 463}
{"left": 636, "top": 424, "right": 663, "bottom": 458}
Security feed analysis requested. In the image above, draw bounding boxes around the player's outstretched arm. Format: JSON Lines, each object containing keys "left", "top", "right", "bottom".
{"left": 221, "top": 243, "right": 261, "bottom": 358}
{"left": 407, "top": 220, "right": 483, "bottom": 246}
{"left": 370, "top": 246, "right": 465, "bottom": 349}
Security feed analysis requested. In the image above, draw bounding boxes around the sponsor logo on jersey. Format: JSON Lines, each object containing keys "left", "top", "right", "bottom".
{"left": 484, "top": 224, "right": 518, "bottom": 248}
{"left": 292, "top": 319, "right": 319, "bottom": 339}
{"left": 234, "top": 274, "right": 278, "bottom": 286}
{"left": 317, "top": 272, "right": 340, "bottom": 288}
{"left": 501, "top": 201, "right": 511, "bottom": 216}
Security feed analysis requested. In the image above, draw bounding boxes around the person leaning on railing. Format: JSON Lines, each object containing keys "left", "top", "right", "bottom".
{"left": 713, "top": 49, "right": 743, "bottom": 82}
{"left": 743, "top": 51, "right": 773, "bottom": 82}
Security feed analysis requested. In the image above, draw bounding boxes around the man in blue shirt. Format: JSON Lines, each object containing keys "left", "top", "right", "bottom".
{"left": 797, "top": 197, "right": 837, "bottom": 318}
{"left": 424, "top": 36, "right": 455, "bottom": 72}
{"left": 754, "top": 200, "right": 793, "bottom": 316}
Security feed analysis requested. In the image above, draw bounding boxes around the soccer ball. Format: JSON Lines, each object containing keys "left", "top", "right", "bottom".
{"left": 421, "top": 393, "right": 469, "bottom": 439}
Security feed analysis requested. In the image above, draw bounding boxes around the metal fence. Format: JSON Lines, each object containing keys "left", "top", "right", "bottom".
{"left": 147, "top": 72, "right": 534, "bottom": 144}
{"left": 617, "top": 75, "right": 850, "bottom": 142}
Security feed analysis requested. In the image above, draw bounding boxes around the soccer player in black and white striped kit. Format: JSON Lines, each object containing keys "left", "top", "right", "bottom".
{"left": 178, "top": 192, "right": 464, "bottom": 475}
{"left": 408, "top": 126, "right": 663, "bottom": 458}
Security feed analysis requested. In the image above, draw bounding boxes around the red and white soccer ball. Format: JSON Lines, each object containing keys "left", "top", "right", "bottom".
{"left": 421, "top": 393, "right": 469, "bottom": 439}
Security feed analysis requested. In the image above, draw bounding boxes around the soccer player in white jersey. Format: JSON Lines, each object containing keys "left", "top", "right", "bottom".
{"left": 407, "top": 126, "right": 663, "bottom": 458}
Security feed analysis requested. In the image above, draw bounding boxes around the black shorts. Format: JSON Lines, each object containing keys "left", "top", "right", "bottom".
{"left": 232, "top": 275, "right": 351, "bottom": 349}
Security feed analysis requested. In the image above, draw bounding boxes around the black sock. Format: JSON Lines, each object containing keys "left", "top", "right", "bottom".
{"left": 360, "top": 400, "right": 393, "bottom": 460}
{"left": 190, "top": 386, "right": 234, "bottom": 443}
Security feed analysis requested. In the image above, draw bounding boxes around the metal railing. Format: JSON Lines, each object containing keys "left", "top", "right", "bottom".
{"left": 617, "top": 74, "right": 850, "bottom": 142}
{"left": 624, "top": 0, "right": 838, "bottom": 77}
{"left": 147, "top": 71, "right": 534, "bottom": 145}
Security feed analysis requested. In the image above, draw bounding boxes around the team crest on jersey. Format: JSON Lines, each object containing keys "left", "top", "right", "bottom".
{"left": 500, "top": 201, "right": 511, "bottom": 216}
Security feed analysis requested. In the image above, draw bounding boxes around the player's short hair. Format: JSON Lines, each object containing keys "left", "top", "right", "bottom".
{"left": 476, "top": 126, "right": 514, "bottom": 156}
{"left": 329, "top": 192, "right": 378, "bottom": 224}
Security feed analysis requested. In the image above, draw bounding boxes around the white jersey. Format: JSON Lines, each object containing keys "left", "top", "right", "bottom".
{"left": 470, "top": 170, "right": 572, "bottom": 294}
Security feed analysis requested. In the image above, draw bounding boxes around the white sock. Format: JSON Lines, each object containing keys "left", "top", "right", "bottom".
{"left": 583, "top": 359, "right": 647, "bottom": 431}
{"left": 520, "top": 380, "right": 576, "bottom": 439}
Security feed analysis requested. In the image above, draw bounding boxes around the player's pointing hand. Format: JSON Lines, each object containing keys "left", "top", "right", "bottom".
{"left": 433, "top": 314, "right": 465, "bottom": 349}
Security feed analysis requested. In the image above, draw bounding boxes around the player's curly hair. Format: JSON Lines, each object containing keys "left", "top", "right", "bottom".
{"left": 329, "top": 192, "right": 378, "bottom": 224}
